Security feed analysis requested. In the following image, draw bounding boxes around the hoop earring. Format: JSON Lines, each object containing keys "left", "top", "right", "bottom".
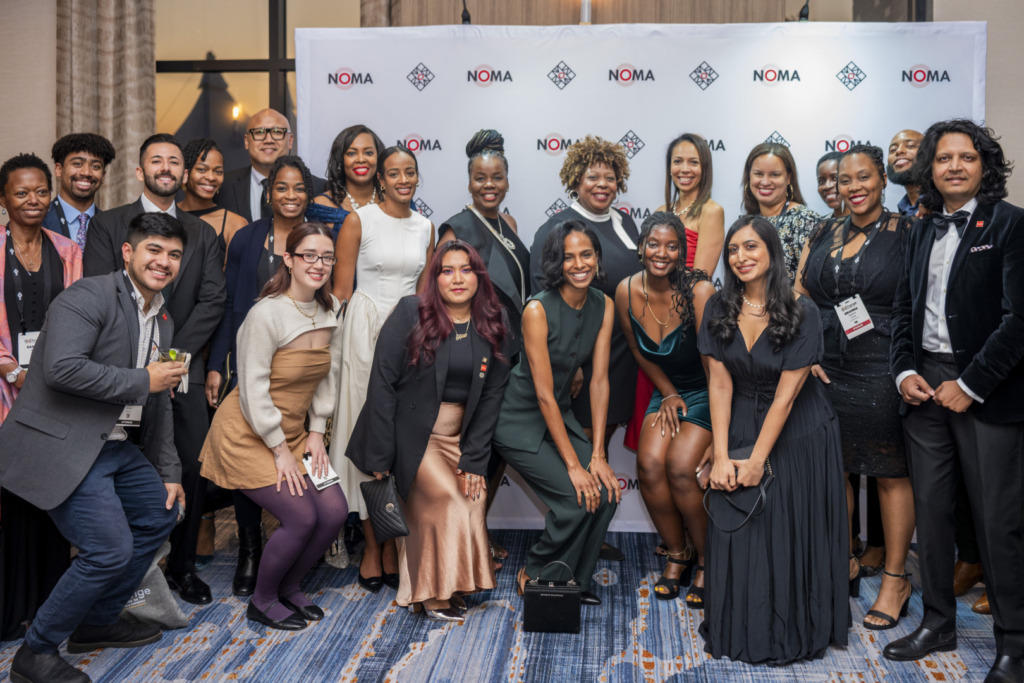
{"left": 568, "top": 189, "right": 579, "bottom": 201}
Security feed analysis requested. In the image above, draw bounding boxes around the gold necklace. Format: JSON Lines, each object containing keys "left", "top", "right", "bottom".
{"left": 12, "top": 233, "right": 43, "bottom": 270}
{"left": 674, "top": 197, "right": 695, "bottom": 218}
{"left": 641, "top": 272, "right": 672, "bottom": 327}
{"left": 286, "top": 290, "right": 318, "bottom": 327}
{"left": 453, "top": 319, "right": 471, "bottom": 341}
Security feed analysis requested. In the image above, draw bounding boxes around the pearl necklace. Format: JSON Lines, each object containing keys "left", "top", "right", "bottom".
{"left": 742, "top": 295, "right": 765, "bottom": 310}
{"left": 348, "top": 189, "right": 377, "bottom": 211}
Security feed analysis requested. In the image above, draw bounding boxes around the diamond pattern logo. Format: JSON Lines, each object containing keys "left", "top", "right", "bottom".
{"left": 546, "top": 198, "right": 569, "bottom": 217}
{"left": 618, "top": 130, "right": 645, "bottom": 159}
{"left": 765, "top": 131, "right": 790, "bottom": 147}
{"left": 836, "top": 62, "right": 866, "bottom": 91}
{"left": 415, "top": 198, "right": 433, "bottom": 218}
{"left": 407, "top": 63, "right": 435, "bottom": 91}
{"left": 689, "top": 61, "right": 719, "bottom": 90}
{"left": 548, "top": 61, "right": 576, "bottom": 90}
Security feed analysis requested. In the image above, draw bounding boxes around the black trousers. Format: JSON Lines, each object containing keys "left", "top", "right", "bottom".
{"left": 903, "top": 354, "right": 1024, "bottom": 657}
{"left": 167, "top": 387, "right": 210, "bottom": 575}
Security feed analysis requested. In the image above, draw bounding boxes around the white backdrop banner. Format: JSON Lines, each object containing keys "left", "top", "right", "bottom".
{"left": 297, "top": 21, "right": 985, "bottom": 532}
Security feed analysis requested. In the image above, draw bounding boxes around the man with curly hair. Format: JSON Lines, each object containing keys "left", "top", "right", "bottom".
{"left": 43, "top": 133, "right": 116, "bottom": 249}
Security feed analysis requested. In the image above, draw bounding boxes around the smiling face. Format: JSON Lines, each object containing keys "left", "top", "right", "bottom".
{"left": 669, "top": 140, "right": 702, "bottom": 198}
{"left": 932, "top": 132, "right": 983, "bottom": 211}
{"left": 748, "top": 153, "right": 790, "bottom": 212}
{"left": 1, "top": 167, "right": 51, "bottom": 229}
{"left": 561, "top": 229, "right": 599, "bottom": 290}
{"left": 244, "top": 109, "right": 293, "bottom": 172}
{"left": 816, "top": 159, "right": 840, "bottom": 210}
{"left": 55, "top": 150, "right": 106, "bottom": 203}
{"left": 887, "top": 129, "right": 922, "bottom": 184}
{"left": 123, "top": 235, "right": 183, "bottom": 301}
{"left": 269, "top": 166, "right": 309, "bottom": 220}
{"left": 344, "top": 132, "right": 378, "bottom": 186}
{"left": 838, "top": 152, "right": 885, "bottom": 222}
{"left": 284, "top": 234, "right": 334, "bottom": 295}
{"left": 185, "top": 148, "right": 225, "bottom": 202}
{"left": 575, "top": 162, "right": 618, "bottom": 214}
{"left": 468, "top": 154, "right": 508, "bottom": 216}
{"left": 379, "top": 151, "right": 418, "bottom": 205}
{"left": 137, "top": 142, "right": 185, "bottom": 199}
{"left": 727, "top": 225, "right": 770, "bottom": 286}
{"left": 437, "top": 247, "right": 479, "bottom": 309}
{"left": 642, "top": 224, "right": 682, "bottom": 279}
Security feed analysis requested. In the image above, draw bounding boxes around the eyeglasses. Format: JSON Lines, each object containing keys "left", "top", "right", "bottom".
{"left": 248, "top": 127, "right": 290, "bottom": 141}
{"left": 293, "top": 252, "right": 337, "bottom": 266}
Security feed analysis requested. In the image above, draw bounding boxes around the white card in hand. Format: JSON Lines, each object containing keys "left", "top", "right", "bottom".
{"left": 303, "top": 456, "right": 340, "bottom": 490}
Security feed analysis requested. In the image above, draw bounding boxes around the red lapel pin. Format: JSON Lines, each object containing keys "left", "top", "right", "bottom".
{"left": 976, "top": 221, "right": 984, "bottom": 228}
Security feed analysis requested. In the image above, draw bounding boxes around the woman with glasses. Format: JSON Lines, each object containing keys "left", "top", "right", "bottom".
{"left": 204, "top": 155, "right": 314, "bottom": 597}
{"left": 201, "top": 223, "right": 347, "bottom": 631}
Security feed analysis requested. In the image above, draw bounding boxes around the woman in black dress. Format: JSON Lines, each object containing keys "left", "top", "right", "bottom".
{"left": 699, "top": 216, "right": 848, "bottom": 664}
{"left": 795, "top": 144, "right": 914, "bottom": 630}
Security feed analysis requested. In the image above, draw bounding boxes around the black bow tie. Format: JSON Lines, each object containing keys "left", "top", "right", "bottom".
{"left": 932, "top": 210, "right": 970, "bottom": 238}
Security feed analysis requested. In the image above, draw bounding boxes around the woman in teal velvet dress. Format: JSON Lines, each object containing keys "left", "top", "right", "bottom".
{"left": 614, "top": 211, "right": 715, "bottom": 608}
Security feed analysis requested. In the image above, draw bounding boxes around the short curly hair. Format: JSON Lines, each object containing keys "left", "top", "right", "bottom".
{"left": 559, "top": 135, "right": 630, "bottom": 194}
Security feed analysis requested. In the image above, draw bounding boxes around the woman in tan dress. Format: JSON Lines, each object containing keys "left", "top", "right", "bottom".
{"left": 200, "top": 223, "right": 347, "bottom": 631}
{"left": 346, "top": 240, "right": 512, "bottom": 622}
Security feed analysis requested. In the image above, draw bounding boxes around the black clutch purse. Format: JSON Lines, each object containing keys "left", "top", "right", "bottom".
{"left": 523, "top": 561, "right": 581, "bottom": 634}
{"left": 703, "top": 445, "right": 775, "bottom": 533}
{"left": 360, "top": 475, "right": 409, "bottom": 542}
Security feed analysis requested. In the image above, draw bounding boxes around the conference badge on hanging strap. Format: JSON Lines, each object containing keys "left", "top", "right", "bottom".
{"left": 834, "top": 293, "right": 874, "bottom": 339}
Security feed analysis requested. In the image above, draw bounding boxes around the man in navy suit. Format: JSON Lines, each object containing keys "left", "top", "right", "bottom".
{"left": 887, "top": 119, "right": 1024, "bottom": 683}
{"left": 42, "top": 133, "right": 116, "bottom": 249}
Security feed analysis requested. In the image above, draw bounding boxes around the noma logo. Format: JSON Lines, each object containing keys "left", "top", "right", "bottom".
{"left": 753, "top": 65, "right": 801, "bottom": 85}
{"left": 399, "top": 135, "right": 441, "bottom": 154}
{"left": 902, "top": 64, "right": 950, "bottom": 88}
{"left": 538, "top": 135, "right": 576, "bottom": 156}
{"left": 706, "top": 139, "right": 726, "bottom": 151}
{"left": 825, "top": 135, "right": 870, "bottom": 153}
{"left": 614, "top": 202, "right": 652, "bottom": 221}
{"left": 328, "top": 68, "right": 373, "bottom": 90}
{"left": 617, "top": 475, "right": 641, "bottom": 492}
{"left": 608, "top": 64, "right": 654, "bottom": 85}
{"left": 467, "top": 65, "right": 512, "bottom": 86}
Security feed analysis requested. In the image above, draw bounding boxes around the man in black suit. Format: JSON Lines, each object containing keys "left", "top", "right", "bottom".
{"left": 41, "top": 133, "right": 117, "bottom": 248}
{"left": 216, "top": 108, "right": 325, "bottom": 222}
{"left": 85, "top": 133, "right": 226, "bottom": 606}
{"left": 887, "top": 119, "right": 1024, "bottom": 683}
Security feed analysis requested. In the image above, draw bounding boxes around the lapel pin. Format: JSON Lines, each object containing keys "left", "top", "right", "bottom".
{"left": 976, "top": 221, "right": 984, "bottom": 228}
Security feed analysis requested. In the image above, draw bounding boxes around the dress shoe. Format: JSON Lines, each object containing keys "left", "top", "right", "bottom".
{"left": 10, "top": 643, "right": 90, "bottom": 683}
{"left": 882, "top": 625, "right": 957, "bottom": 661}
{"left": 424, "top": 606, "right": 465, "bottom": 623}
{"left": 246, "top": 600, "right": 307, "bottom": 631}
{"left": 973, "top": 591, "right": 991, "bottom": 615}
{"left": 599, "top": 543, "right": 625, "bottom": 562}
{"left": 358, "top": 573, "right": 384, "bottom": 594}
{"left": 279, "top": 596, "right": 325, "bottom": 621}
{"left": 382, "top": 572, "right": 400, "bottom": 590}
{"left": 985, "top": 654, "right": 1024, "bottom": 683}
{"left": 166, "top": 570, "right": 213, "bottom": 605}
{"left": 233, "top": 524, "right": 263, "bottom": 597}
{"left": 67, "top": 617, "right": 161, "bottom": 654}
{"left": 581, "top": 591, "right": 601, "bottom": 606}
{"left": 449, "top": 594, "right": 468, "bottom": 614}
{"left": 953, "top": 560, "right": 984, "bottom": 597}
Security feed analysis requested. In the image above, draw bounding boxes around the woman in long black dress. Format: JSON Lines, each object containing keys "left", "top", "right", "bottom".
{"left": 795, "top": 144, "right": 914, "bottom": 630}
{"left": 698, "top": 215, "right": 848, "bottom": 664}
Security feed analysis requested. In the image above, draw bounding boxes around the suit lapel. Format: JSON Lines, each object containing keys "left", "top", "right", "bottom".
{"left": 948, "top": 202, "right": 994, "bottom": 285}
{"left": 434, "top": 334, "right": 450, "bottom": 406}
{"left": 464, "top": 329, "right": 487, "bottom": 429}
{"left": 116, "top": 274, "right": 141, "bottom": 365}
{"left": 170, "top": 216, "right": 199, "bottom": 298}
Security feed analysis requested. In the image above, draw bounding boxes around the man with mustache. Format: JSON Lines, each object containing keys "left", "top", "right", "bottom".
{"left": 887, "top": 129, "right": 923, "bottom": 217}
{"left": 216, "top": 108, "right": 325, "bottom": 222}
{"left": 84, "top": 133, "right": 226, "bottom": 607}
{"left": 42, "top": 133, "right": 117, "bottom": 250}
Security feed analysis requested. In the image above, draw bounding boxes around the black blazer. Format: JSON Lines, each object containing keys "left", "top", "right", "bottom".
{"left": 890, "top": 199, "right": 1024, "bottom": 423}
{"left": 216, "top": 165, "right": 327, "bottom": 223}
{"left": 42, "top": 199, "right": 102, "bottom": 239}
{"left": 346, "top": 296, "right": 513, "bottom": 499}
{"left": 82, "top": 200, "right": 226, "bottom": 383}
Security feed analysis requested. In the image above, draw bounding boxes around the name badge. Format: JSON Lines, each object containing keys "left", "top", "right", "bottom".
{"left": 303, "top": 455, "right": 341, "bottom": 491}
{"left": 834, "top": 294, "right": 874, "bottom": 339}
{"left": 117, "top": 404, "right": 143, "bottom": 428}
{"left": 17, "top": 331, "right": 40, "bottom": 366}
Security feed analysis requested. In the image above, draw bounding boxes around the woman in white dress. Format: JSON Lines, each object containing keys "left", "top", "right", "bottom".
{"left": 330, "top": 145, "right": 435, "bottom": 591}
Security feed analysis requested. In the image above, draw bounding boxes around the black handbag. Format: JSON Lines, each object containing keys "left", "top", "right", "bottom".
{"left": 703, "top": 445, "right": 775, "bottom": 533}
{"left": 523, "top": 561, "right": 581, "bottom": 634}
{"left": 360, "top": 475, "right": 409, "bottom": 541}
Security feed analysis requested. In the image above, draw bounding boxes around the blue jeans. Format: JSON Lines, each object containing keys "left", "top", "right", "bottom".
{"left": 25, "top": 441, "right": 178, "bottom": 653}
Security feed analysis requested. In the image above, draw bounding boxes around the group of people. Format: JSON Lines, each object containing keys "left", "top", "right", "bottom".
{"left": 0, "top": 108, "right": 1021, "bottom": 683}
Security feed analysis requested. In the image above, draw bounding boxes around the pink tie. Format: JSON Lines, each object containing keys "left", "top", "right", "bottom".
{"left": 76, "top": 213, "right": 89, "bottom": 251}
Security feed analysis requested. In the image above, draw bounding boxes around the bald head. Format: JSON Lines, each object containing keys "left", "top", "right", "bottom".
{"left": 244, "top": 108, "right": 293, "bottom": 174}
{"left": 887, "top": 129, "right": 923, "bottom": 186}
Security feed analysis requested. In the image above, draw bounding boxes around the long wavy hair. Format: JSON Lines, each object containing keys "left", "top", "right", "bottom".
{"left": 911, "top": 119, "right": 1012, "bottom": 211}
{"left": 740, "top": 143, "right": 806, "bottom": 214}
{"left": 663, "top": 133, "right": 714, "bottom": 221}
{"left": 407, "top": 240, "right": 507, "bottom": 367}
{"left": 636, "top": 211, "right": 708, "bottom": 335}
{"left": 258, "top": 223, "right": 336, "bottom": 312}
{"left": 708, "top": 215, "right": 802, "bottom": 351}
{"left": 325, "top": 124, "right": 385, "bottom": 204}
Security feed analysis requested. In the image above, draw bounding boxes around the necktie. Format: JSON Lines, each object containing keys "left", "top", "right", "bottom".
{"left": 76, "top": 213, "right": 89, "bottom": 251}
{"left": 259, "top": 178, "right": 270, "bottom": 219}
{"left": 931, "top": 210, "right": 970, "bottom": 239}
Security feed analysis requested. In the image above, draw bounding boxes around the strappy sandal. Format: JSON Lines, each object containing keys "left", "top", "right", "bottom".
{"left": 489, "top": 537, "right": 509, "bottom": 561}
{"left": 849, "top": 553, "right": 862, "bottom": 599}
{"left": 685, "top": 565, "right": 705, "bottom": 609}
{"left": 864, "top": 570, "right": 912, "bottom": 630}
{"left": 653, "top": 550, "right": 694, "bottom": 601}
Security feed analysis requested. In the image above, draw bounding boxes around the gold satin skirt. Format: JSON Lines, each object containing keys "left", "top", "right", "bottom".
{"left": 396, "top": 402, "right": 495, "bottom": 606}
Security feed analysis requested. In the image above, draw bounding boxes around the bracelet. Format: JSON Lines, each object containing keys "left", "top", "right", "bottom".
{"left": 663, "top": 394, "right": 681, "bottom": 400}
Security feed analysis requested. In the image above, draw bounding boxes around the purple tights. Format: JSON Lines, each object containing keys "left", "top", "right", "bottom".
{"left": 242, "top": 479, "right": 347, "bottom": 620}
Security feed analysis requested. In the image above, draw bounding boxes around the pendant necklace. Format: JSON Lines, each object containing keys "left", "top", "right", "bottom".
{"left": 287, "top": 290, "right": 318, "bottom": 327}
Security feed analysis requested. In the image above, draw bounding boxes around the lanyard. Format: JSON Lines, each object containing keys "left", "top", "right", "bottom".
{"left": 122, "top": 269, "right": 159, "bottom": 366}
{"left": 831, "top": 212, "right": 886, "bottom": 299}
{"left": 53, "top": 199, "right": 69, "bottom": 234}
{"left": 267, "top": 217, "right": 277, "bottom": 271}
{"left": 5, "top": 229, "right": 53, "bottom": 333}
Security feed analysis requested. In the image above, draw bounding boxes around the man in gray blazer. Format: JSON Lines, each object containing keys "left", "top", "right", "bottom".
{"left": 1, "top": 213, "right": 189, "bottom": 683}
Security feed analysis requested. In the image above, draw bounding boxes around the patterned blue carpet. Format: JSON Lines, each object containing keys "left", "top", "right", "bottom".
{"left": 0, "top": 521, "right": 999, "bottom": 682}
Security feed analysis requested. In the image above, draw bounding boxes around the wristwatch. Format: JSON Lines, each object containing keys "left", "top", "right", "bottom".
{"left": 6, "top": 366, "right": 25, "bottom": 383}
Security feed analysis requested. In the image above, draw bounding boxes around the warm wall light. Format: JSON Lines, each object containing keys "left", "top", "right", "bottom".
{"left": 232, "top": 105, "right": 241, "bottom": 119}
{"left": 580, "top": 0, "right": 591, "bottom": 25}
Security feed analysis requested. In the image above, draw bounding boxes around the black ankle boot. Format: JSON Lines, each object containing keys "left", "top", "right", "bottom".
{"left": 233, "top": 524, "right": 263, "bottom": 597}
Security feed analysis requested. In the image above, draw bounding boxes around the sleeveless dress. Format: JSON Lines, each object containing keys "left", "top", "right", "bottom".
{"left": 330, "top": 204, "right": 431, "bottom": 516}
{"left": 697, "top": 295, "right": 848, "bottom": 665}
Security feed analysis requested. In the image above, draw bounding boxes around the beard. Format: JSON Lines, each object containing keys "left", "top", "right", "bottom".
{"left": 144, "top": 172, "right": 183, "bottom": 198}
{"left": 886, "top": 163, "right": 916, "bottom": 187}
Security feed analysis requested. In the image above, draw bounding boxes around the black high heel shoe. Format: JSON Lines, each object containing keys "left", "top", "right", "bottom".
{"left": 358, "top": 573, "right": 384, "bottom": 593}
{"left": 849, "top": 553, "right": 862, "bottom": 599}
{"left": 653, "top": 550, "right": 694, "bottom": 601}
{"left": 864, "top": 570, "right": 912, "bottom": 631}
{"left": 685, "top": 566, "right": 705, "bottom": 609}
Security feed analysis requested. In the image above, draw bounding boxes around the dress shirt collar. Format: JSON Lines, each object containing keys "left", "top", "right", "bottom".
{"left": 942, "top": 196, "right": 978, "bottom": 221}
{"left": 139, "top": 193, "right": 177, "bottom": 218}
{"left": 896, "top": 193, "right": 919, "bottom": 217}
{"left": 55, "top": 195, "right": 97, "bottom": 225}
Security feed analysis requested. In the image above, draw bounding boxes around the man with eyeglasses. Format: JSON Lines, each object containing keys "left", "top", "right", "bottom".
{"left": 217, "top": 108, "right": 325, "bottom": 222}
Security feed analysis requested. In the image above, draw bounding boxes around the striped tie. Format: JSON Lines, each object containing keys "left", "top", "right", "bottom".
{"left": 76, "top": 213, "right": 89, "bottom": 251}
